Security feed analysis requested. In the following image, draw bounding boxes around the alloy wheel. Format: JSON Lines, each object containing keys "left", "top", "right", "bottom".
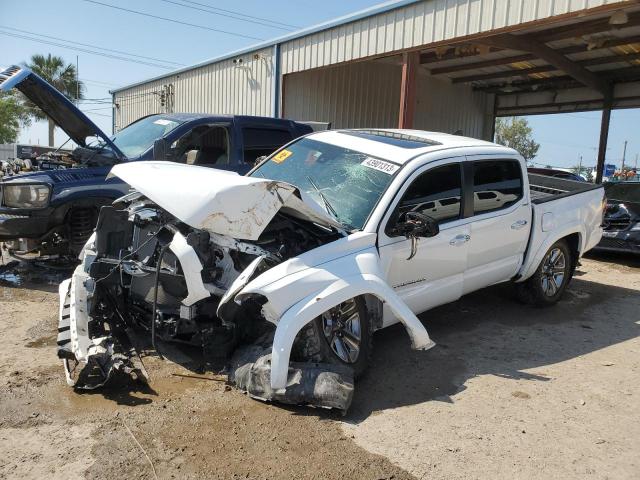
{"left": 320, "top": 299, "right": 362, "bottom": 363}
{"left": 541, "top": 247, "right": 566, "bottom": 297}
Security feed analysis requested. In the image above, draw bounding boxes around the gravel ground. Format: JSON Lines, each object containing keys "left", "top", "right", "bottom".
{"left": 0, "top": 252, "right": 638, "bottom": 479}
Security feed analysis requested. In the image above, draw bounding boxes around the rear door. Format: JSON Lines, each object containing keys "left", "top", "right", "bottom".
{"left": 463, "top": 156, "right": 530, "bottom": 293}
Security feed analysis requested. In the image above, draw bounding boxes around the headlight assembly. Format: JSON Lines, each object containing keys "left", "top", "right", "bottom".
{"left": 630, "top": 222, "right": 640, "bottom": 232}
{"left": 2, "top": 184, "right": 51, "bottom": 208}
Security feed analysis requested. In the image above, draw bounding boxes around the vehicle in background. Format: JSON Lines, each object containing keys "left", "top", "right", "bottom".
{"left": 596, "top": 181, "right": 640, "bottom": 254}
{"left": 0, "top": 65, "right": 312, "bottom": 258}
{"left": 528, "top": 167, "right": 586, "bottom": 182}
{"left": 59, "top": 130, "right": 604, "bottom": 407}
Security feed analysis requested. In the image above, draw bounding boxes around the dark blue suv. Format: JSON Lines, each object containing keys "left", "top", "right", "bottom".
{"left": 0, "top": 66, "right": 313, "bottom": 257}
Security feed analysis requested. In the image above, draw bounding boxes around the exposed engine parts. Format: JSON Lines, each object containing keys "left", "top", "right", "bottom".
{"left": 57, "top": 193, "right": 353, "bottom": 410}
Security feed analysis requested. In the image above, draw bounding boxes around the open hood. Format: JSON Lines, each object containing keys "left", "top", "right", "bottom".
{"left": 0, "top": 65, "right": 124, "bottom": 158}
{"left": 109, "top": 161, "right": 344, "bottom": 240}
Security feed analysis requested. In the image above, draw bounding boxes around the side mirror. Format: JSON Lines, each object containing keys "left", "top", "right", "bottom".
{"left": 391, "top": 212, "right": 439, "bottom": 261}
{"left": 391, "top": 211, "right": 439, "bottom": 239}
{"left": 152, "top": 139, "right": 168, "bottom": 161}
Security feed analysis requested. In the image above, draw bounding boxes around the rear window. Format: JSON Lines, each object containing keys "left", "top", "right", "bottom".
{"left": 242, "top": 127, "right": 293, "bottom": 164}
{"left": 473, "top": 160, "right": 523, "bottom": 214}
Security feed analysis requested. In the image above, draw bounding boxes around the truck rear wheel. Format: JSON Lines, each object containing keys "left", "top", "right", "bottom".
{"left": 516, "top": 239, "right": 572, "bottom": 307}
{"left": 293, "top": 296, "right": 373, "bottom": 379}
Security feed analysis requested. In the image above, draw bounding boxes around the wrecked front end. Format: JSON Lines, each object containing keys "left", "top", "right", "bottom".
{"left": 56, "top": 186, "right": 353, "bottom": 410}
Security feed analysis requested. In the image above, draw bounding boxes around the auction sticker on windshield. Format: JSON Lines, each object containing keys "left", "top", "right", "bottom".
{"left": 273, "top": 149, "right": 293, "bottom": 163}
{"left": 361, "top": 157, "right": 399, "bottom": 174}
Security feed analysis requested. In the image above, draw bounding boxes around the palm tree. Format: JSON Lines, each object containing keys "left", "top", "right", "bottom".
{"left": 25, "top": 54, "right": 84, "bottom": 146}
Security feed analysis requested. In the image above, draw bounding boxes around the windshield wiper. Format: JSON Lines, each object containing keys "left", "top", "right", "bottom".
{"left": 306, "top": 175, "right": 339, "bottom": 221}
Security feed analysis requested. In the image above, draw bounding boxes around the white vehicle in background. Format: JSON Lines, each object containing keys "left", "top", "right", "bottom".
{"left": 58, "top": 129, "right": 604, "bottom": 406}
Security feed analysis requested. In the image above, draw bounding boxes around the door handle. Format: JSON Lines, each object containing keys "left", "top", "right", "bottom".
{"left": 449, "top": 234, "right": 471, "bottom": 246}
{"left": 511, "top": 220, "right": 528, "bottom": 230}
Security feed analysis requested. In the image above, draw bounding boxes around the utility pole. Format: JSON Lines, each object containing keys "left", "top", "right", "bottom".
{"left": 635, "top": 153, "right": 638, "bottom": 170}
{"left": 76, "top": 55, "right": 79, "bottom": 103}
{"left": 578, "top": 154, "right": 583, "bottom": 175}
{"left": 621, "top": 140, "right": 627, "bottom": 174}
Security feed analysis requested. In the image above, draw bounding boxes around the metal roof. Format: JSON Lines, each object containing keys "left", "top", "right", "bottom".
{"left": 110, "top": 0, "right": 421, "bottom": 94}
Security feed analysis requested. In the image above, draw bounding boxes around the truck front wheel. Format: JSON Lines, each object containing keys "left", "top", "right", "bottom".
{"left": 516, "top": 239, "right": 572, "bottom": 307}
{"left": 293, "top": 296, "right": 373, "bottom": 379}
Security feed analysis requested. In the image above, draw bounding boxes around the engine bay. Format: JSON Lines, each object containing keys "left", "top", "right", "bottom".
{"left": 79, "top": 193, "right": 342, "bottom": 362}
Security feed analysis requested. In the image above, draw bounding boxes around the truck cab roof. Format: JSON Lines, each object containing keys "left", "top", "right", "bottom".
{"left": 308, "top": 129, "right": 517, "bottom": 165}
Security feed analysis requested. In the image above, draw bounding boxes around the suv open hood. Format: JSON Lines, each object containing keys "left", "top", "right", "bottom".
{"left": 0, "top": 65, "right": 124, "bottom": 158}
{"left": 110, "top": 161, "right": 344, "bottom": 240}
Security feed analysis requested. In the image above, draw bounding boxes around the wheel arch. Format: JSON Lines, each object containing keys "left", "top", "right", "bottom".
{"left": 268, "top": 273, "right": 435, "bottom": 390}
{"left": 518, "top": 226, "right": 585, "bottom": 282}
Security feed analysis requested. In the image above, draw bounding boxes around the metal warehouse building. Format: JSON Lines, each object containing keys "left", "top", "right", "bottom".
{"left": 112, "top": 0, "right": 640, "bottom": 180}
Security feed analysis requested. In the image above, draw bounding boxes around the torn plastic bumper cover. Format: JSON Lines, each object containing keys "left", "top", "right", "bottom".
{"left": 230, "top": 342, "right": 354, "bottom": 413}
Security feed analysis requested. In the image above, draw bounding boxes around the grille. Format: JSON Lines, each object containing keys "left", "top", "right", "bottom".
{"left": 603, "top": 217, "right": 631, "bottom": 231}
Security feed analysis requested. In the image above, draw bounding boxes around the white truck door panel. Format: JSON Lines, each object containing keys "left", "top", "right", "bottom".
{"left": 380, "top": 222, "right": 470, "bottom": 316}
{"left": 463, "top": 156, "right": 530, "bottom": 294}
{"left": 378, "top": 159, "right": 468, "bottom": 321}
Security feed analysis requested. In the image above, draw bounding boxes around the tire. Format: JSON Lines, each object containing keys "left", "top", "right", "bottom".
{"left": 516, "top": 239, "right": 573, "bottom": 307}
{"left": 293, "top": 296, "right": 373, "bottom": 379}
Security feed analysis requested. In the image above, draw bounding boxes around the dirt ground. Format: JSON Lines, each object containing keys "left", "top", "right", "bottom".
{"left": 0, "top": 252, "right": 638, "bottom": 480}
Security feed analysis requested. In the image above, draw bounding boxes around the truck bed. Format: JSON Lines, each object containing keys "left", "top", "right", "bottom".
{"left": 518, "top": 173, "right": 604, "bottom": 282}
{"left": 528, "top": 173, "right": 602, "bottom": 204}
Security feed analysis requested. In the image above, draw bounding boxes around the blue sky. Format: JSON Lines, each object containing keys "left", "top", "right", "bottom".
{"left": 2, "top": 0, "right": 638, "bottom": 169}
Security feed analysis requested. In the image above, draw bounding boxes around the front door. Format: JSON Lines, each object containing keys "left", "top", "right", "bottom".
{"left": 378, "top": 159, "right": 469, "bottom": 319}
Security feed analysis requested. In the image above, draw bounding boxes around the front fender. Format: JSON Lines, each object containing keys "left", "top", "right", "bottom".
{"left": 269, "top": 272, "right": 435, "bottom": 390}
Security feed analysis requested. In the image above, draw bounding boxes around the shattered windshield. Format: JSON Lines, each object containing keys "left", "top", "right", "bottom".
{"left": 250, "top": 137, "right": 399, "bottom": 230}
{"left": 110, "top": 116, "right": 183, "bottom": 158}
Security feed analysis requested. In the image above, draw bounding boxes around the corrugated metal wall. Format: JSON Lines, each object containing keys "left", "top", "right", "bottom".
{"left": 280, "top": 0, "right": 625, "bottom": 74}
{"left": 283, "top": 59, "right": 493, "bottom": 139}
{"left": 414, "top": 73, "right": 495, "bottom": 139}
{"left": 114, "top": 76, "right": 176, "bottom": 131}
{"left": 114, "top": 47, "right": 274, "bottom": 131}
{"left": 283, "top": 61, "right": 402, "bottom": 128}
{"left": 114, "top": 0, "right": 625, "bottom": 130}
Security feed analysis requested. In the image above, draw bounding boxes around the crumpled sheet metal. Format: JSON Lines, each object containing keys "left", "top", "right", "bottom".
{"left": 230, "top": 344, "right": 354, "bottom": 414}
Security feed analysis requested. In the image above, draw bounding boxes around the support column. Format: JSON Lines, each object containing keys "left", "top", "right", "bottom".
{"left": 398, "top": 51, "right": 419, "bottom": 129}
{"left": 595, "top": 100, "right": 612, "bottom": 184}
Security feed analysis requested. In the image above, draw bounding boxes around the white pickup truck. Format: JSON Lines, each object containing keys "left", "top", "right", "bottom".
{"left": 58, "top": 129, "right": 604, "bottom": 402}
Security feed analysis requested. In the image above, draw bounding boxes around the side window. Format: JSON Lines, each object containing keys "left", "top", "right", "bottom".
{"left": 242, "top": 128, "right": 293, "bottom": 164}
{"left": 394, "top": 163, "right": 462, "bottom": 225}
{"left": 473, "top": 160, "right": 522, "bottom": 214}
{"left": 173, "top": 125, "right": 229, "bottom": 166}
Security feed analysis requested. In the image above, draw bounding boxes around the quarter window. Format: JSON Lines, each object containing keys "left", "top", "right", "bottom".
{"left": 395, "top": 163, "right": 462, "bottom": 224}
{"left": 473, "top": 160, "right": 522, "bottom": 214}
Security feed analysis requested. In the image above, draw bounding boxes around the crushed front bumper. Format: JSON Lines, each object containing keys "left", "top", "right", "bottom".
{"left": 57, "top": 231, "right": 355, "bottom": 412}
{"left": 57, "top": 245, "right": 147, "bottom": 389}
